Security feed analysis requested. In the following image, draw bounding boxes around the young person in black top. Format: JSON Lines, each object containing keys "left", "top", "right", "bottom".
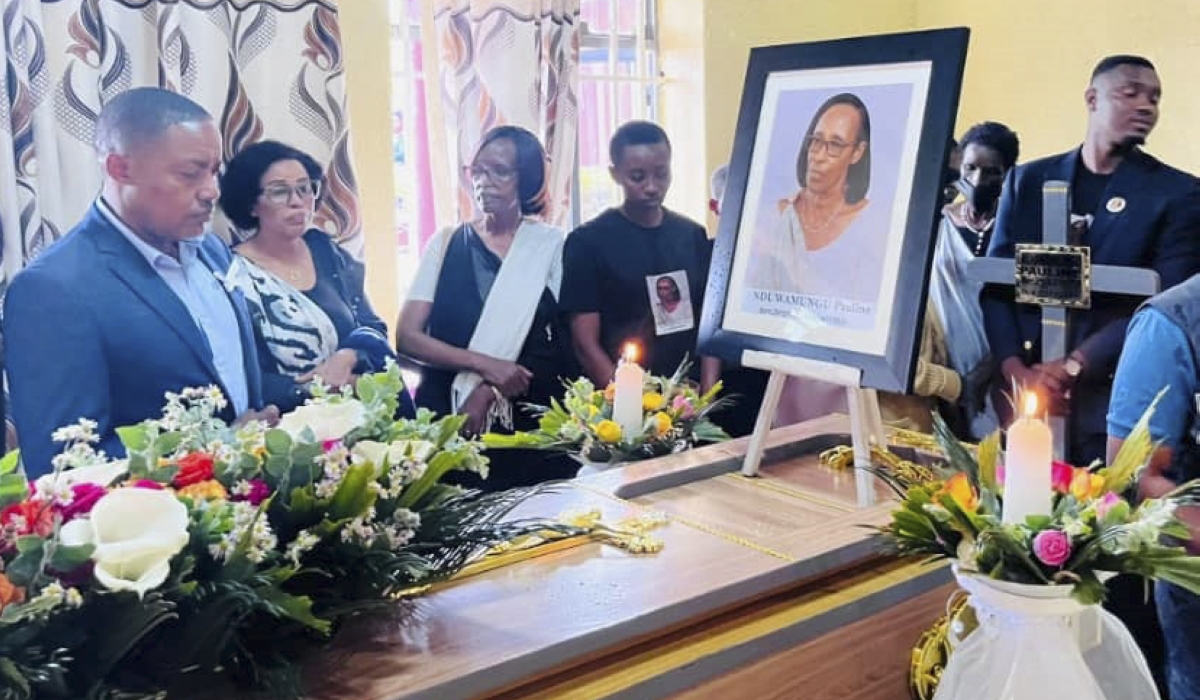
{"left": 561, "top": 121, "right": 720, "bottom": 392}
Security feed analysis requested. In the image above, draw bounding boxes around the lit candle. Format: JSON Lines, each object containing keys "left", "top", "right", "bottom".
{"left": 612, "top": 343, "right": 645, "bottom": 440}
{"left": 1002, "top": 392, "right": 1053, "bottom": 525}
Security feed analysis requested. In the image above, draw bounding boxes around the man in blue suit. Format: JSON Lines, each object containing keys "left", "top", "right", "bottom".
{"left": 982, "top": 54, "right": 1200, "bottom": 464}
{"left": 981, "top": 54, "right": 1200, "bottom": 694}
{"left": 3, "top": 87, "right": 277, "bottom": 477}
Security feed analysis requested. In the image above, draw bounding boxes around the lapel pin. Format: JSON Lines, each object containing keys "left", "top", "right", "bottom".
{"left": 1106, "top": 196, "right": 1126, "bottom": 214}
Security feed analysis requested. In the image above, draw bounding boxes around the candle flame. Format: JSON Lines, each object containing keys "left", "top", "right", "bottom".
{"left": 622, "top": 342, "right": 640, "bottom": 364}
{"left": 1023, "top": 391, "right": 1038, "bottom": 418}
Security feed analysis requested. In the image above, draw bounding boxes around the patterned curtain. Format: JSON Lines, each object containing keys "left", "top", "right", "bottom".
{"left": 434, "top": 0, "right": 580, "bottom": 229}
{"left": 0, "top": 0, "right": 363, "bottom": 296}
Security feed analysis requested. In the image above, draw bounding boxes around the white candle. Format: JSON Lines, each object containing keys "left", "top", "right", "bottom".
{"left": 1002, "top": 392, "right": 1053, "bottom": 525}
{"left": 612, "top": 343, "right": 645, "bottom": 440}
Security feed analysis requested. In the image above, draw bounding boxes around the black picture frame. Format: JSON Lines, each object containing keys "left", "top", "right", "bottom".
{"left": 699, "top": 28, "right": 969, "bottom": 393}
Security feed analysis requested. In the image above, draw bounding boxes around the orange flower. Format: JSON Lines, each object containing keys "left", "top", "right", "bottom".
{"left": 0, "top": 573, "right": 24, "bottom": 613}
{"left": 939, "top": 473, "right": 978, "bottom": 513}
{"left": 177, "top": 479, "right": 229, "bottom": 502}
{"left": 604, "top": 383, "right": 616, "bottom": 403}
{"left": 1069, "top": 469, "right": 1105, "bottom": 502}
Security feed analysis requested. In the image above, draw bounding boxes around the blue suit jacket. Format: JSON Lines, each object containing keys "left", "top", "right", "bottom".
{"left": 3, "top": 205, "right": 265, "bottom": 477}
{"left": 981, "top": 148, "right": 1200, "bottom": 455}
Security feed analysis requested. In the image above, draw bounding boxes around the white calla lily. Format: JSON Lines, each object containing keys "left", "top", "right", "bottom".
{"left": 277, "top": 400, "right": 366, "bottom": 443}
{"left": 67, "top": 488, "right": 190, "bottom": 596}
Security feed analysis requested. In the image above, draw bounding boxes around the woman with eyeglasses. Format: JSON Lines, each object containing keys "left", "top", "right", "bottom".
{"left": 396, "top": 125, "right": 576, "bottom": 490}
{"left": 219, "top": 140, "right": 413, "bottom": 415}
{"left": 746, "top": 93, "right": 885, "bottom": 307}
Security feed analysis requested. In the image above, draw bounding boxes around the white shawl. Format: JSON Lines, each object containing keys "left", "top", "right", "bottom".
{"left": 448, "top": 220, "right": 564, "bottom": 429}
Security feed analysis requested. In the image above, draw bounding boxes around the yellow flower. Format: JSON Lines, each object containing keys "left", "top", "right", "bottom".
{"left": 938, "top": 473, "right": 978, "bottom": 513}
{"left": 1069, "top": 470, "right": 1106, "bottom": 502}
{"left": 595, "top": 420, "right": 623, "bottom": 444}
{"left": 177, "top": 479, "right": 229, "bottom": 502}
{"left": 652, "top": 411, "right": 672, "bottom": 436}
{"left": 604, "top": 383, "right": 616, "bottom": 403}
{"left": 642, "top": 392, "right": 665, "bottom": 412}
{"left": 586, "top": 404, "right": 600, "bottom": 419}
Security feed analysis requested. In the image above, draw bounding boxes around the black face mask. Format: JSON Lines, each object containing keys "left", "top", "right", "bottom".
{"left": 957, "top": 179, "right": 1002, "bottom": 214}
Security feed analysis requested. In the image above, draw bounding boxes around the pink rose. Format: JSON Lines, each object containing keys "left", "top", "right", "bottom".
{"left": 58, "top": 483, "right": 106, "bottom": 522}
{"left": 130, "top": 479, "right": 164, "bottom": 490}
{"left": 1032, "top": 529, "right": 1072, "bottom": 567}
{"left": 997, "top": 462, "right": 1006, "bottom": 486}
{"left": 322, "top": 439, "right": 344, "bottom": 453}
{"left": 1096, "top": 491, "right": 1124, "bottom": 519}
{"left": 671, "top": 395, "right": 696, "bottom": 420}
{"left": 1051, "top": 461, "right": 1074, "bottom": 494}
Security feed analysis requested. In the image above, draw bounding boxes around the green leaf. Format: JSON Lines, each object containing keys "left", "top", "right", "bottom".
{"left": 49, "top": 542, "right": 95, "bottom": 572}
{"left": 0, "top": 473, "right": 31, "bottom": 509}
{"left": 258, "top": 587, "right": 332, "bottom": 634}
{"left": 116, "top": 425, "right": 150, "bottom": 452}
{"left": 327, "top": 461, "right": 378, "bottom": 521}
{"left": 0, "top": 450, "right": 20, "bottom": 476}
{"left": 154, "top": 432, "right": 184, "bottom": 456}
{"left": 264, "top": 428, "right": 294, "bottom": 455}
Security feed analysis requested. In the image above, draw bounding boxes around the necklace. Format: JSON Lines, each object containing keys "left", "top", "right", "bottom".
{"left": 962, "top": 218, "right": 994, "bottom": 256}
{"left": 798, "top": 193, "right": 845, "bottom": 236}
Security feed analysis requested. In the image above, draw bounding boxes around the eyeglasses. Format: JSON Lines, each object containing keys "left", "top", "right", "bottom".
{"left": 805, "top": 136, "right": 856, "bottom": 158}
{"left": 466, "top": 164, "right": 517, "bottom": 183}
{"left": 261, "top": 180, "right": 320, "bottom": 205}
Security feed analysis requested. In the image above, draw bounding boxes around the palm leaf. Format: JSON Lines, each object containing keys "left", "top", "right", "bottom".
{"left": 931, "top": 412, "right": 980, "bottom": 491}
{"left": 1105, "top": 387, "right": 1167, "bottom": 494}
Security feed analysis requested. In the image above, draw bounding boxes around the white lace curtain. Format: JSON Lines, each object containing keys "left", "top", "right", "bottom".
{"left": 433, "top": 0, "right": 580, "bottom": 228}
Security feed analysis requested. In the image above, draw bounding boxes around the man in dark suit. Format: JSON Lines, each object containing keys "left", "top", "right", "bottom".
{"left": 3, "top": 87, "right": 277, "bottom": 477}
{"left": 981, "top": 54, "right": 1200, "bottom": 694}
{"left": 982, "top": 54, "right": 1200, "bottom": 464}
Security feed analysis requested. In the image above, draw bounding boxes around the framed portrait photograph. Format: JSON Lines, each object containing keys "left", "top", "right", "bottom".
{"left": 699, "top": 28, "right": 969, "bottom": 393}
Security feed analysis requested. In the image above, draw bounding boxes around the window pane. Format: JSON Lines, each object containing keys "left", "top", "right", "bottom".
{"left": 580, "top": 0, "right": 610, "bottom": 33}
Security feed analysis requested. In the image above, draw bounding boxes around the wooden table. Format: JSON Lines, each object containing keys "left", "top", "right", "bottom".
{"left": 206, "top": 415, "right": 953, "bottom": 700}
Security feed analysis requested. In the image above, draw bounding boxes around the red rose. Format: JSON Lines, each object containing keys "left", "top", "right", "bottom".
{"left": 173, "top": 452, "right": 216, "bottom": 488}
{"left": 1, "top": 499, "right": 54, "bottom": 537}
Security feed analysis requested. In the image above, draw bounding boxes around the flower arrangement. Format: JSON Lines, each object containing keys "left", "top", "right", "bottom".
{"left": 484, "top": 361, "right": 732, "bottom": 464}
{"left": 0, "top": 366, "right": 576, "bottom": 699}
{"left": 875, "top": 395, "right": 1200, "bottom": 604}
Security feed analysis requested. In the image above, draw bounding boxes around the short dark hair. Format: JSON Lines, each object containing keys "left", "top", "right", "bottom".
{"left": 1090, "top": 54, "right": 1156, "bottom": 82}
{"left": 219, "top": 140, "right": 324, "bottom": 231}
{"left": 95, "top": 87, "right": 211, "bottom": 155}
{"left": 796, "top": 93, "right": 871, "bottom": 204}
{"left": 609, "top": 120, "right": 671, "bottom": 166}
{"left": 960, "top": 121, "right": 1021, "bottom": 171}
{"left": 475, "top": 125, "right": 547, "bottom": 216}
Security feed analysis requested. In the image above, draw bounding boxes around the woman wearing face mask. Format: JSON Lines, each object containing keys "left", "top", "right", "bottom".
{"left": 927, "top": 121, "right": 1020, "bottom": 438}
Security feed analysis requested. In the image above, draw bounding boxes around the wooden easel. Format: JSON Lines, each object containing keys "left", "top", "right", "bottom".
{"left": 739, "top": 349, "right": 886, "bottom": 506}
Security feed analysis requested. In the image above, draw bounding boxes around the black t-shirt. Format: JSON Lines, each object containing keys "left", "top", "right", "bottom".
{"left": 560, "top": 208, "right": 712, "bottom": 378}
{"left": 1071, "top": 164, "right": 1112, "bottom": 242}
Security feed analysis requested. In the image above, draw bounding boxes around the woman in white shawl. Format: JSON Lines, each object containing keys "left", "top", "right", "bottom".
{"left": 926, "top": 121, "right": 1020, "bottom": 438}
{"left": 396, "top": 126, "right": 576, "bottom": 490}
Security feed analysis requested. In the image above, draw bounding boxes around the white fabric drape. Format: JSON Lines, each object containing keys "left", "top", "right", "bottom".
{"left": 0, "top": 0, "right": 363, "bottom": 296}
{"left": 433, "top": 0, "right": 580, "bottom": 229}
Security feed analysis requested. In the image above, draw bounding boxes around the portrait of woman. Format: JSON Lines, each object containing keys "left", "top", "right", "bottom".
{"left": 746, "top": 93, "right": 879, "bottom": 303}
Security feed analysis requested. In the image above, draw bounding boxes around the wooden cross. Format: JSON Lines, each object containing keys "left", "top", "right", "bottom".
{"left": 968, "top": 181, "right": 1160, "bottom": 458}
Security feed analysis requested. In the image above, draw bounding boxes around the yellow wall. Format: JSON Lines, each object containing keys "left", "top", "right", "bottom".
{"left": 915, "top": 0, "right": 1200, "bottom": 169}
{"left": 700, "top": 0, "right": 916, "bottom": 182}
{"left": 698, "top": 0, "right": 1200, "bottom": 177}
{"left": 340, "top": 0, "right": 400, "bottom": 329}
